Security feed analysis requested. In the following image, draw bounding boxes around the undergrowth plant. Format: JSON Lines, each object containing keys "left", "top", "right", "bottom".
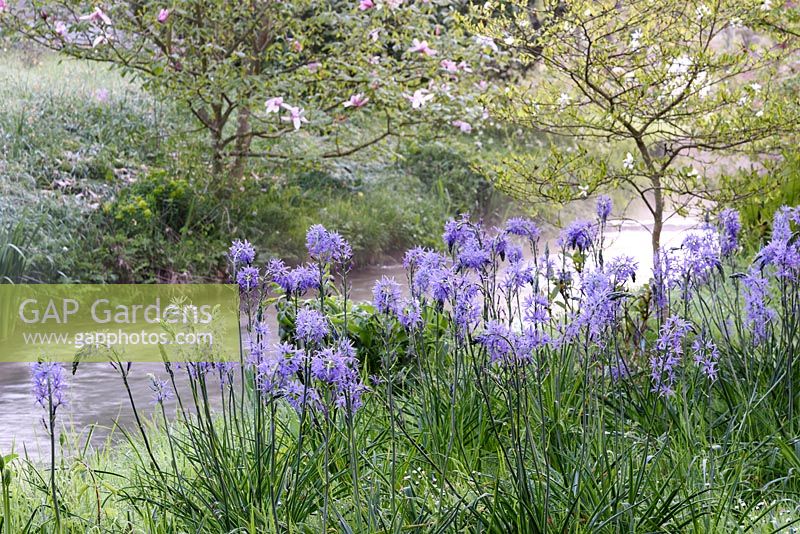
{"left": 6, "top": 199, "right": 800, "bottom": 532}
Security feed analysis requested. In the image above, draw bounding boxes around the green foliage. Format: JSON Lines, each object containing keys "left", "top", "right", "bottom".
{"left": 95, "top": 167, "right": 228, "bottom": 282}
{"left": 738, "top": 154, "right": 800, "bottom": 249}
{"left": 402, "top": 143, "right": 496, "bottom": 217}
{"left": 471, "top": 0, "right": 800, "bottom": 253}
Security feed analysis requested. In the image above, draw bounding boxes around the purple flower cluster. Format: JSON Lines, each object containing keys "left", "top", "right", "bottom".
{"left": 31, "top": 362, "right": 68, "bottom": 410}
{"left": 742, "top": 268, "right": 775, "bottom": 344}
{"left": 373, "top": 276, "right": 402, "bottom": 315}
{"left": 397, "top": 299, "right": 422, "bottom": 330}
{"left": 306, "top": 224, "right": 352, "bottom": 265}
{"left": 236, "top": 266, "right": 260, "bottom": 291}
{"left": 679, "top": 229, "right": 721, "bottom": 285}
{"left": 606, "top": 255, "right": 638, "bottom": 286}
{"left": 295, "top": 307, "right": 329, "bottom": 345}
{"left": 650, "top": 316, "right": 693, "bottom": 396}
{"left": 596, "top": 195, "right": 613, "bottom": 223}
{"left": 149, "top": 375, "right": 173, "bottom": 404}
{"left": 226, "top": 204, "right": 800, "bottom": 414}
{"left": 250, "top": 340, "right": 301, "bottom": 397}
{"left": 310, "top": 339, "right": 366, "bottom": 410}
{"left": 564, "top": 268, "right": 624, "bottom": 344}
{"left": 757, "top": 206, "right": 800, "bottom": 281}
{"left": 502, "top": 260, "right": 535, "bottom": 291}
{"left": 691, "top": 335, "right": 719, "bottom": 381}
{"left": 443, "top": 214, "right": 472, "bottom": 250}
{"left": 718, "top": 208, "right": 741, "bottom": 257}
{"left": 505, "top": 217, "right": 541, "bottom": 241}
{"left": 271, "top": 260, "right": 321, "bottom": 296}
{"left": 457, "top": 238, "right": 491, "bottom": 271}
{"left": 559, "top": 219, "right": 596, "bottom": 253}
{"left": 228, "top": 239, "right": 256, "bottom": 265}
{"left": 247, "top": 325, "right": 366, "bottom": 413}
{"left": 476, "top": 319, "right": 550, "bottom": 368}
{"left": 477, "top": 320, "right": 517, "bottom": 365}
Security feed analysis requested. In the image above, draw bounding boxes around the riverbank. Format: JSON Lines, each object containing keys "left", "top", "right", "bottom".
{"left": 1, "top": 48, "right": 519, "bottom": 284}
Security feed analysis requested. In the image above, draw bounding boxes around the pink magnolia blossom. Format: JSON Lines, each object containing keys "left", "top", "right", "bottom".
{"left": 281, "top": 105, "right": 308, "bottom": 130}
{"left": 368, "top": 29, "right": 380, "bottom": 42}
{"left": 368, "top": 55, "right": 380, "bottom": 65}
{"left": 307, "top": 62, "right": 322, "bottom": 72}
{"left": 92, "top": 34, "right": 109, "bottom": 47}
{"left": 54, "top": 21, "right": 68, "bottom": 37}
{"left": 359, "top": 0, "right": 374, "bottom": 10}
{"left": 457, "top": 61, "right": 472, "bottom": 73}
{"left": 452, "top": 120, "right": 472, "bottom": 133}
{"left": 0, "top": 0, "right": 7, "bottom": 12}
{"left": 344, "top": 93, "right": 369, "bottom": 108}
{"left": 408, "top": 38, "right": 437, "bottom": 56}
{"left": 440, "top": 59, "right": 458, "bottom": 73}
{"left": 80, "top": 7, "right": 112, "bottom": 25}
{"left": 265, "top": 97, "right": 284, "bottom": 113}
{"left": 405, "top": 89, "right": 434, "bottom": 109}
{"left": 292, "top": 40, "right": 303, "bottom": 52}
{"left": 383, "top": 0, "right": 403, "bottom": 9}
{"left": 157, "top": 8, "right": 170, "bottom": 23}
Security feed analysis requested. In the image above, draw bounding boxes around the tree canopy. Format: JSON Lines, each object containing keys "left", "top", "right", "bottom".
{"left": 2, "top": 0, "right": 503, "bottom": 178}
{"left": 471, "top": 0, "right": 799, "bottom": 253}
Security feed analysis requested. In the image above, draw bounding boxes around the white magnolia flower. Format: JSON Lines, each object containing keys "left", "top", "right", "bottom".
{"left": 557, "top": 92, "right": 571, "bottom": 110}
{"left": 630, "top": 29, "right": 643, "bottom": 49}
{"left": 695, "top": 5, "right": 711, "bottom": 19}
{"left": 622, "top": 152, "right": 635, "bottom": 170}
{"left": 668, "top": 55, "right": 692, "bottom": 76}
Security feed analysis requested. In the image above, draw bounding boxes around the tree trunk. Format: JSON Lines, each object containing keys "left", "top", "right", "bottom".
{"left": 230, "top": 105, "right": 253, "bottom": 181}
{"left": 651, "top": 175, "right": 664, "bottom": 257}
{"left": 210, "top": 104, "right": 225, "bottom": 179}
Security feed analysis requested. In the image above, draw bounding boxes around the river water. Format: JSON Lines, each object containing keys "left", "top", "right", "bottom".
{"left": 0, "top": 216, "right": 700, "bottom": 456}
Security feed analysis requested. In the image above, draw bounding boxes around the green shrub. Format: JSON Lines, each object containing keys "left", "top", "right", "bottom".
{"left": 739, "top": 154, "right": 800, "bottom": 250}
{"left": 402, "top": 143, "right": 496, "bottom": 217}
{"left": 95, "top": 168, "right": 228, "bottom": 282}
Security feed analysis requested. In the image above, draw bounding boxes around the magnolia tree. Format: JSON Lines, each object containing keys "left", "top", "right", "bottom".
{"left": 469, "top": 0, "right": 799, "bottom": 254}
{"left": 1, "top": 0, "right": 501, "bottom": 179}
